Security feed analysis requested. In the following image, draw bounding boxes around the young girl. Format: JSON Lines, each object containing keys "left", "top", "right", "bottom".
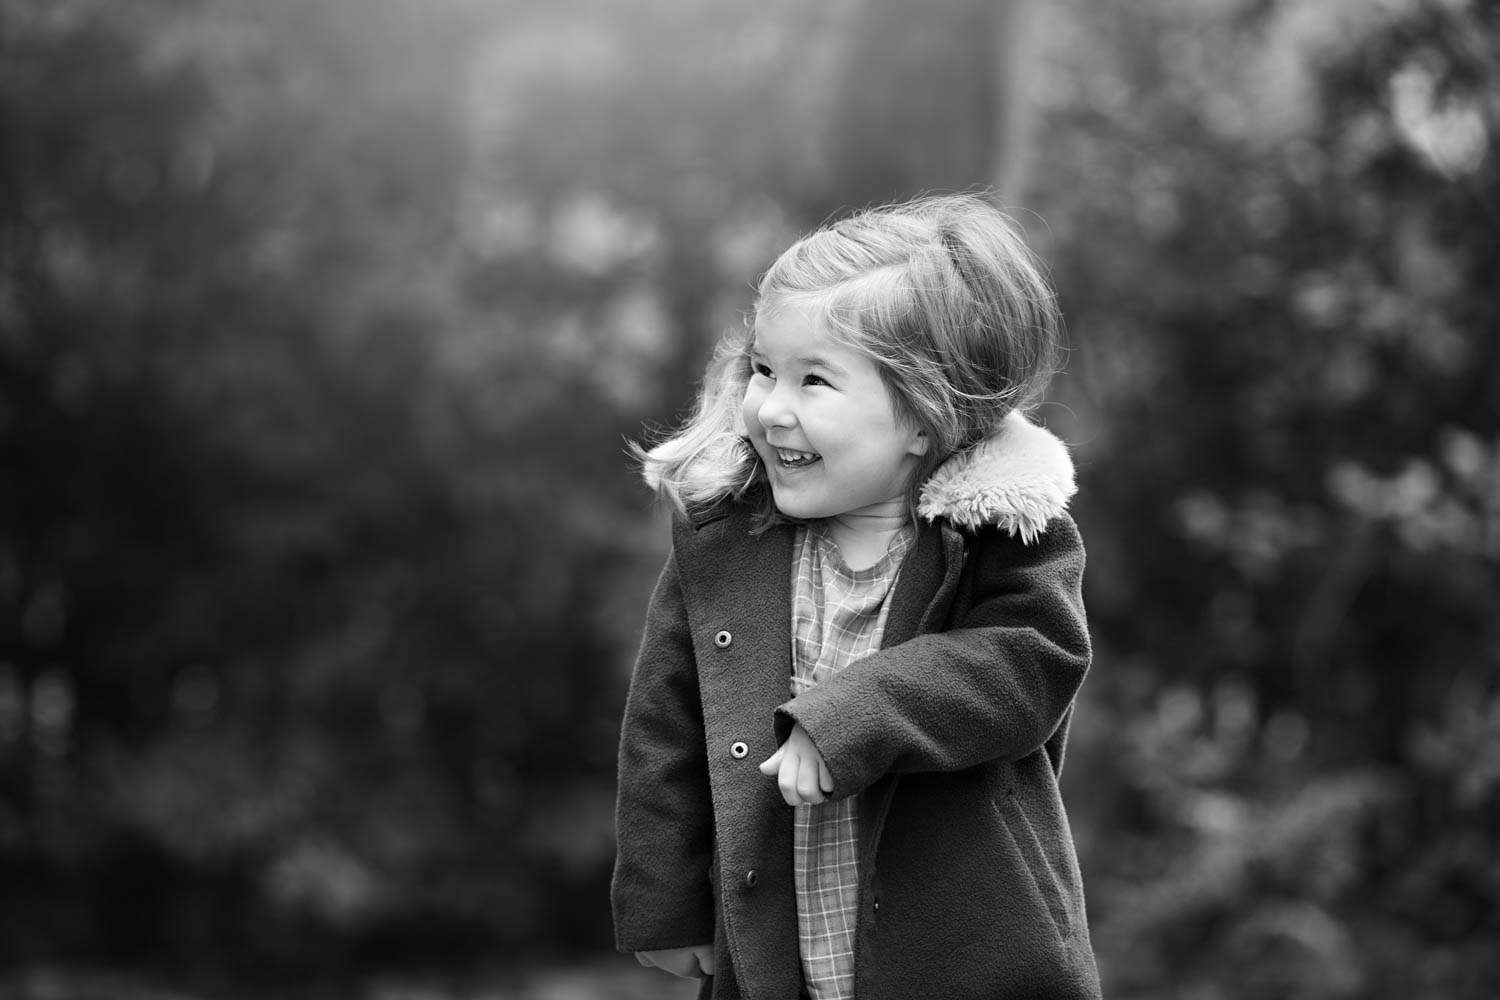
{"left": 612, "top": 193, "right": 1102, "bottom": 1000}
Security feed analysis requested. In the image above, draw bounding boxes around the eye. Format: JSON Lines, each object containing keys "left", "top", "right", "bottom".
{"left": 750, "top": 361, "right": 774, "bottom": 378}
{"left": 802, "top": 373, "right": 830, "bottom": 387}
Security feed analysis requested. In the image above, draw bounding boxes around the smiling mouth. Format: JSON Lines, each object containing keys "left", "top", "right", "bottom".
{"left": 773, "top": 447, "right": 821, "bottom": 469}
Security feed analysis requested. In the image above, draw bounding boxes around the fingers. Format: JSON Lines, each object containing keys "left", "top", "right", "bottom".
{"left": 775, "top": 752, "right": 801, "bottom": 805}
{"left": 766, "top": 747, "right": 819, "bottom": 805}
{"left": 762, "top": 725, "right": 834, "bottom": 806}
{"left": 638, "top": 948, "right": 704, "bottom": 979}
{"left": 758, "top": 745, "right": 783, "bottom": 776}
{"left": 773, "top": 747, "right": 827, "bottom": 806}
{"left": 796, "top": 748, "right": 826, "bottom": 803}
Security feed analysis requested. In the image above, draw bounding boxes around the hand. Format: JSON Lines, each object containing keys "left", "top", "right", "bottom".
{"left": 759, "top": 722, "right": 834, "bottom": 805}
{"left": 637, "top": 944, "right": 715, "bottom": 979}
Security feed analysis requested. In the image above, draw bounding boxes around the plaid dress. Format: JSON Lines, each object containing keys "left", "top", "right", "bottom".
{"left": 789, "top": 520, "right": 914, "bottom": 1000}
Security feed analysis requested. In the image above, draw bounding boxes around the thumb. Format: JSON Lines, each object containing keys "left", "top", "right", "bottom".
{"left": 758, "top": 746, "right": 784, "bottom": 775}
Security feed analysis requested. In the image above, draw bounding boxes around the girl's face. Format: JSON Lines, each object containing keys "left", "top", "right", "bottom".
{"left": 741, "top": 300, "right": 927, "bottom": 523}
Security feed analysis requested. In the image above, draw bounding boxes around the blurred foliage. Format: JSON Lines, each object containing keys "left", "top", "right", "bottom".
{"left": 1, "top": 0, "right": 1497, "bottom": 996}
{"left": 1029, "top": 2, "right": 1500, "bottom": 997}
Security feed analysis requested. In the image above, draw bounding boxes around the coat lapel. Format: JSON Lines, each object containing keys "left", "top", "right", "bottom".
{"left": 675, "top": 514, "right": 804, "bottom": 1000}
{"left": 680, "top": 515, "right": 794, "bottom": 736}
{"left": 882, "top": 519, "right": 966, "bottom": 646}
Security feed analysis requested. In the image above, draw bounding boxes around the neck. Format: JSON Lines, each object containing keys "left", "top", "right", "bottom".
{"left": 826, "top": 500, "right": 910, "bottom": 571}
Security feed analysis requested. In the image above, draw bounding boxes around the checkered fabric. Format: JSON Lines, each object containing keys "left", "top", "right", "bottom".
{"left": 788, "top": 520, "right": 914, "bottom": 1000}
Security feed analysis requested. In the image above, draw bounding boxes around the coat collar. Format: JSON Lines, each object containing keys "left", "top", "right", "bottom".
{"left": 916, "top": 411, "right": 1076, "bottom": 544}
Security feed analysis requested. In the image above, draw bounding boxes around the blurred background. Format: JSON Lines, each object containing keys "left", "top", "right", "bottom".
{"left": 2, "top": 0, "right": 1498, "bottom": 997}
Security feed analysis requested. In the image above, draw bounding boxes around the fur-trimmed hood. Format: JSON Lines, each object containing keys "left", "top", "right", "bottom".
{"left": 918, "top": 411, "right": 1076, "bottom": 544}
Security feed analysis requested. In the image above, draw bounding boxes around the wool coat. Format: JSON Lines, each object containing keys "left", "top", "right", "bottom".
{"left": 612, "top": 413, "right": 1102, "bottom": 1000}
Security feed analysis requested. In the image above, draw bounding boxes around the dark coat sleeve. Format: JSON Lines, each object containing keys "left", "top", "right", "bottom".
{"left": 776, "top": 514, "right": 1090, "bottom": 796}
{"left": 610, "top": 545, "right": 716, "bottom": 952}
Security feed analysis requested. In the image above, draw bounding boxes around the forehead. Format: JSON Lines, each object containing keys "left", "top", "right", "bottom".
{"left": 751, "top": 298, "right": 858, "bottom": 358}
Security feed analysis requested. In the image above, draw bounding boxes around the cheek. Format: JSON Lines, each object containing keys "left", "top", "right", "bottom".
{"left": 739, "top": 386, "right": 763, "bottom": 433}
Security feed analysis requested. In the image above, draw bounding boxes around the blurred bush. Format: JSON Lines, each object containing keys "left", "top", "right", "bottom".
{"left": 1031, "top": 3, "right": 1500, "bottom": 997}
{"left": 1, "top": 0, "right": 1497, "bottom": 996}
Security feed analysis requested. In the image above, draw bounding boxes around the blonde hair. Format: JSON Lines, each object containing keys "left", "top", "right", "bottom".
{"left": 636, "top": 192, "right": 1062, "bottom": 525}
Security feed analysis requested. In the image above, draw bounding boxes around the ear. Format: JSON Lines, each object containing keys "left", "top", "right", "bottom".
{"left": 908, "top": 427, "right": 930, "bottom": 457}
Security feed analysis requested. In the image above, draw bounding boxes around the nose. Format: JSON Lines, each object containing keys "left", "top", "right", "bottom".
{"left": 755, "top": 380, "right": 796, "bottom": 430}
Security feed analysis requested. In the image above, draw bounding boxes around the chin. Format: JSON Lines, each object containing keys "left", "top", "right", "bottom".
{"left": 768, "top": 492, "right": 820, "bottom": 522}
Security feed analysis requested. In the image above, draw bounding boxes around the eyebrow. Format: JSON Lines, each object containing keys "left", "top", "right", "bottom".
{"left": 748, "top": 344, "right": 848, "bottom": 375}
{"left": 798, "top": 355, "right": 847, "bottom": 375}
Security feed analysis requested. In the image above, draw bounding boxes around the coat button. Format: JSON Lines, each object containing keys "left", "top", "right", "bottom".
{"left": 744, "top": 870, "right": 758, "bottom": 888}
{"left": 730, "top": 741, "right": 749, "bottom": 759}
{"left": 713, "top": 629, "right": 732, "bottom": 648}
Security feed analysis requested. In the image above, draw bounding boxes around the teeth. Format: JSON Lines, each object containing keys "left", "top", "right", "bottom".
{"left": 777, "top": 448, "right": 818, "bottom": 464}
